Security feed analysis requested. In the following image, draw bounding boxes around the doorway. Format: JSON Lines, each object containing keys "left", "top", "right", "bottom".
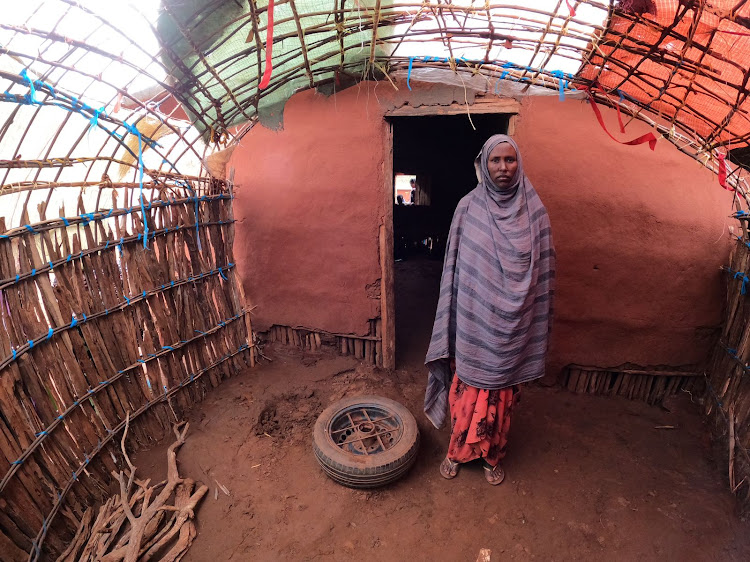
{"left": 388, "top": 112, "right": 511, "bottom": 368}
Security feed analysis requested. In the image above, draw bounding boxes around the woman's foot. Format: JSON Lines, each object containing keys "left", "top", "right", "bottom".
{"left": 483, "top": 462, "right": 505, "bottom": 485}
{"left": 439, "top": 457, "right": 460, "bottom": 479}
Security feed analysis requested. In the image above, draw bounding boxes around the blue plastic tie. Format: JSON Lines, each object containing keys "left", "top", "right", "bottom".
{"left": 407, "top": 57, "right": 415, "bottom": 91}
{"left": 24, "top": 224, "right": 36, "bottom": 233}
{"left": 61, "top": 217, "right": 70, "bottom": 226}
{"left": 194, "top": 197, "right": 203, "bottom": 251}
{"left": 129, "top": 126, "right": 149, "bottom": 249}
{"left": 70, "top": 316, "right": 78, "bottom": 328}
{"left": 499, "top": 61, "right": 515, "bottom": 81}
{"left": 550, "top": 70, "right": 567, "bottom": 101}
{"left": 11, "top": 349, "right": 17, "bottom": 360}
{"left": 734, "top": 271, "right": 750, "bottom": 295}
{"left": 89, "top": 106, "right": 105, "bottom": 133}
{"left": 28, "top": 340, "right": 34, "bottom": 349}
{"left": 15, "top": 274, "right": 19, "bottom": 283}
{"left": 20, "top": 69, "right": 39, "bottom": 104}
{"left": 47, "top": 328, "right": 53, "bottom": 340}
{"left": 49, "top": 261, "right": 54, "bottom": 270}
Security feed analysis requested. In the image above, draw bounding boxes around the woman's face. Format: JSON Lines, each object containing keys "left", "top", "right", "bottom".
{"left": 487, "top": 143, "right": 518, "bottom": 189}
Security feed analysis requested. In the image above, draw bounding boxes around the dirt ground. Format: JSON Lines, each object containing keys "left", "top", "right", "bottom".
{"left": 133, "top": 343, "right": 750, "bottom": 562}
{"left": 132, "top": 258, "right": 749, "bottom": 561}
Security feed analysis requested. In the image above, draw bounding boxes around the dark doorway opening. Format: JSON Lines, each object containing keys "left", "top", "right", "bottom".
{"left": 390, "top": 113, "right": 510, "bottom": 368}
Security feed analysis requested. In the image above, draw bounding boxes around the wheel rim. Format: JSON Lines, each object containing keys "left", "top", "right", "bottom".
{"left": 327, "top": 404, "right": 404, "bottom": 455}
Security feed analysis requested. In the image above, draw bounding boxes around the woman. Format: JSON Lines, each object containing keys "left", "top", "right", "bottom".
{"left": 424, "top": 134, "right": 555, "bottom": 485}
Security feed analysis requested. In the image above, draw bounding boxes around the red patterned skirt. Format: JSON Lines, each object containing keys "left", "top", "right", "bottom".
{"left": 447, "top": 374, "right": 518, "bottom": 467}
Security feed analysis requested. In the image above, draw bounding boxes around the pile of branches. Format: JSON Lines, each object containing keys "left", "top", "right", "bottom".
{"left": 56, "top": 418, "right": 207, "bottom": 562}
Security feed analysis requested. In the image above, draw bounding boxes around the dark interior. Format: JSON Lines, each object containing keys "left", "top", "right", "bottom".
{"left": 391, "top": 113, "right": 510, "bottom": 260}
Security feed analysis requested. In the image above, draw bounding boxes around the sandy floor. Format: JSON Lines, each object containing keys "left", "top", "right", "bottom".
{"left": 133, "top": 343, "right": 750, "bottom": 562}
{"left": 132, "top": 257, "right": 749, "bottom": 561}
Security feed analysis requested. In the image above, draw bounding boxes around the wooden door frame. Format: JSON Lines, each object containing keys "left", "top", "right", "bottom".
{"left": 380, "top": 99, "right": 520, "bottom": 370}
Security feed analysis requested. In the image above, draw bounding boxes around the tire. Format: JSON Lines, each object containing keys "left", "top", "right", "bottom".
{"left": 312, "top": 395, "right": 420, "bottom": 489}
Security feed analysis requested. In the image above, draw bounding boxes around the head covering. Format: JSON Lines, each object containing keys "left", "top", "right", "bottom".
{"left": 424, "top": 135, "right": 556, "bottom": 429}
{"left": 474, "top": 134, "right": 523, "bottom": 194}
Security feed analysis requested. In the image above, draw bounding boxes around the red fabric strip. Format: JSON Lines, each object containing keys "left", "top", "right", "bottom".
{"left": 566, "top": 0, "right": 577, "bottom": 17}
{"left": 718, "top": 153, "right": 733, "bottom": 190}
{"left": 615, "top": 102, "right": 626, "bottom": 133}
{"left": 587, "top": 92, "right": 657, "bottom": 150}
{"left": 259, "top": 0, "right": 275, "bottom": 90}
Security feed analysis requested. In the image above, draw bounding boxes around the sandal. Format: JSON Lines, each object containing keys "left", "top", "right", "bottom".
{"left": 439, "top": 457, "right": 460, "bottom": 480}
{"left": 483, "top": 462, "right": 505, "bottom": 486}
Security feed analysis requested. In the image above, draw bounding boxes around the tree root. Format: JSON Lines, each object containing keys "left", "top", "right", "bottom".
{"left": 56, "top": 418, "right": 205, "bottom": 562}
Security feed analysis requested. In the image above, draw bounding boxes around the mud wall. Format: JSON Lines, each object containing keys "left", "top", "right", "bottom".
{"left": 230, "top": 82, "right": 734, "bottom": 374}
{"left": 230, "top": 89, "right": 385, "bottom": 336}
{"left": 513, "top": 95, "right": 733, "bottom": 373}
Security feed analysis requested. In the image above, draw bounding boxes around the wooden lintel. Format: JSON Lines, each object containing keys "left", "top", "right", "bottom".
{"left": 386, "top": 97, "right": 520, "bottom": 118}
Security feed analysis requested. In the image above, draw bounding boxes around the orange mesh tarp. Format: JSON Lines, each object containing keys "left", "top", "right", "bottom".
{"left": 579, "top": 0, "right": 750, "bottom": 149}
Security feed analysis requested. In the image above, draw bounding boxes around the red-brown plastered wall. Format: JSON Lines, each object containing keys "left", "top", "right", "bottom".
{"left": 230, "top": 88, "right": 386, "bottom": 336}
{"left": 514, "top": 95, "right": 733, "bottom": 373}
{"left": 230, "top": 82, "right": 734, "bottom": 372}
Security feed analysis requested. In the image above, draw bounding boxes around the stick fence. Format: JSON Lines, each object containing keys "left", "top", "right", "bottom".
{"left": 0, "top": 175, "right": 256, "bottom": 560}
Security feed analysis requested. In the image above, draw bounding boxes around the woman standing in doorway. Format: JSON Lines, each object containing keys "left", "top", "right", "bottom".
{"left": 424, "top": 134, "right": 555, "bottom": 485}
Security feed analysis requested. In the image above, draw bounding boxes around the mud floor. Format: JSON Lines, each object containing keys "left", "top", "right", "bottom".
{"left": 132, "top": 343, "right": 750, "bottom": 562}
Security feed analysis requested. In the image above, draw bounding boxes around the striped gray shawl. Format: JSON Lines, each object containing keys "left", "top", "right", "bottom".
{"left": 424, "top": 135, "right": 555, "bottom": 429}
